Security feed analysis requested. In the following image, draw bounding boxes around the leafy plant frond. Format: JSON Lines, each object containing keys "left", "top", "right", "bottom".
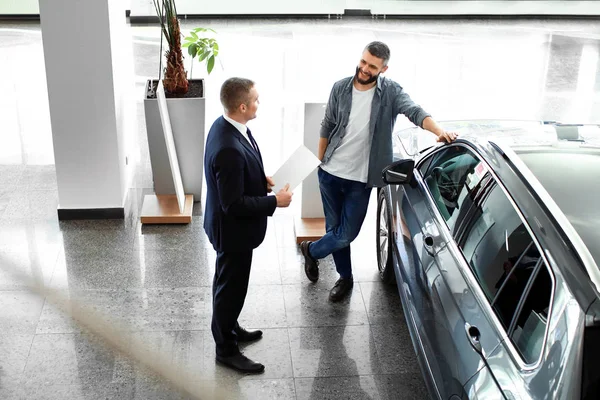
{"left": 183, "top": 27, "right": 220, "bottom": 76}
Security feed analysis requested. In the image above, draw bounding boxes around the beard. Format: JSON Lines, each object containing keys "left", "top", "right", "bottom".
{"left": 354, "top": 66, "right": 379, "bottom": 85}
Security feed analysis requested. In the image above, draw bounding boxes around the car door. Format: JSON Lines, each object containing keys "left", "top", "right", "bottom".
{"left": 388, "top": 175, "right": 450, "bottom": 397}
{"left": 391, "top": 144, "right": 502, "bottom": 398}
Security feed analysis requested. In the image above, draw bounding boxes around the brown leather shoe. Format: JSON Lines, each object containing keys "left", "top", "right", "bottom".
{"left": 329, "top": 277, "right": 354, "bottom": 302}
{"left": 300, "top": 241, "right": 319, "bottom": 282}
{"left": 216, "top": 353, "right": 265, "bottom": 374}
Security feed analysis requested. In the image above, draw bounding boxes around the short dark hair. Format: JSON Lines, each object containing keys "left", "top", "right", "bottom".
{"left": 364, "top": 41, "right": 390, "bottom": 66}
{"left": 220, "top": 77, "right": 255, "bottom": 113}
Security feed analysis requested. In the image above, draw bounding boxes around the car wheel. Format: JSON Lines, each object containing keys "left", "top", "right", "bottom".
{"left": 376, "top": 188, "right": 396, "bottom": 284}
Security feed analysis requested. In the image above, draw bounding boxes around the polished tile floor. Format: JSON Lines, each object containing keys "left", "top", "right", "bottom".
{"left": 1, "top": 16, "right": 600, "bottom": 400}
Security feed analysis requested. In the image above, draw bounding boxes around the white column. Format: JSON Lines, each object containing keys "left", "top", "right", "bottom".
{"left": 39, "top": 0, "right": 135, "bottom": 216}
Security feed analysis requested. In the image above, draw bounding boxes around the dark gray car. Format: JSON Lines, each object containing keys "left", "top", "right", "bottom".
{"left": 376, "top": 121, "right": 600, "bottom": 400}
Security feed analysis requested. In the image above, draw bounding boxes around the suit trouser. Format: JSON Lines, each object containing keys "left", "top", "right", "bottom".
{"left": 211, "top": 249, "right": 253, "bottom": 357}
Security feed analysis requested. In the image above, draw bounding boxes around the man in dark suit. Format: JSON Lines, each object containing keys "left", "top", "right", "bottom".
{"left": 204, "top": 77, "right": 292, "bottom": 373}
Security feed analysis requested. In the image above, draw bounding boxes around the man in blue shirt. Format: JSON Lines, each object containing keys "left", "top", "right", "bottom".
{"left": 300, "top": 41, "right": 457, "bottom": 302}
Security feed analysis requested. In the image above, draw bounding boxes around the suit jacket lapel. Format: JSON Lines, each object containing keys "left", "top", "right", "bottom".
{"left": 238, "top": 134, "right": 264, "bottom": 170}
{"left": 223, "top": 120, "right": 264, "bottom": 170}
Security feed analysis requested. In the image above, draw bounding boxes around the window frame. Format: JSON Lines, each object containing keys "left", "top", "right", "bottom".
{"left": 414, "top": 142, "right": 556, "bottom": 370}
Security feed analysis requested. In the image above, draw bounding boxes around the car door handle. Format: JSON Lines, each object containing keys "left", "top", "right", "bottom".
{"left": 465, "top": 323, "right": 483, "bottom": 356}
{"left": 465, "top": 323, "right": 507, "bottom": 400}
{"left": 423, "top": 235, "right": 435, "bottom": 256}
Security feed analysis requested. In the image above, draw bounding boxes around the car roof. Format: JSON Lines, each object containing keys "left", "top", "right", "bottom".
{"left": 465, "top": 121, "right": 600, "bottom": 150}
{"left": 487, "top": 136, "right": 600, "bottom": 296}
{"left": 397, "top": 120, "right": 600, "bottom": 155}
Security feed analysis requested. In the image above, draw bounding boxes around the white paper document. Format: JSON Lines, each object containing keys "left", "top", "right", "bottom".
{"left": 271, "top": 145, "right": 321, "bottom": 193}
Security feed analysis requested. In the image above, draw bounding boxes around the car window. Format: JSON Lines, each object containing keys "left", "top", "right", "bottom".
{"left": 457, "top": 182, "right": 552, "bottom": 364}
{"left": 419, "top": 146, "right": 485, "bottom": 232}
{"left": 509, "top": 265, "right": 552, "bottom": 364}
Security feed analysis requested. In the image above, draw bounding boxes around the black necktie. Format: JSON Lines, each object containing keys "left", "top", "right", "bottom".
{"left": 246, "top": 128, "right": 259, "bottom": 154}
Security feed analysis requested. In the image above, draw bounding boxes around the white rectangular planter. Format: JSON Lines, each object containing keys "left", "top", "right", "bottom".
{"left": 144, "top": 79, "right": 205, "bottom": 200}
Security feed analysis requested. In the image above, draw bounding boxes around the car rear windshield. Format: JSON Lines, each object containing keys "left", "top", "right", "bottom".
{"left": 516, "top": 147, "right": 600, "bottom": 269}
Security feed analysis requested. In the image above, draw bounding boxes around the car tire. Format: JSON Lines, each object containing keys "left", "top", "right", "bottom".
{"left": 376, "top": 188, "right": 396, "bottom": 284}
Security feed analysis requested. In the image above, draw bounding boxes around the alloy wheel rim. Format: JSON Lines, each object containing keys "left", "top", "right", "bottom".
{"left": 378, "top": 200, "right": 388, "bottom": 272}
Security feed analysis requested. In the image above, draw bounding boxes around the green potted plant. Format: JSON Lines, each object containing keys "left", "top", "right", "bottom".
{"left": 144, "top": 0, "right": 219, "bottom": 201}
{"left": 182, "top": 27, "right": 219, "bottom": 78}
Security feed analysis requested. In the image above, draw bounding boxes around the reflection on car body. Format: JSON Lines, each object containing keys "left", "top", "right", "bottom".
{"left": 376, "top": 121, "right": 600, "bottom": 400}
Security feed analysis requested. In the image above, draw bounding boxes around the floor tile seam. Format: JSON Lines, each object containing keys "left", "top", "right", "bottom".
{"left": 36, "top": 287, "right": 219, "bottom": 294}
{"left": 12, "top": 187, "right": 58, "bottom": 193}
{"left": 285, "top": 326, "right": 298, "bottom": 400}
{"left": 273, "top": 239, "right": 285, "bottom": 286}
{"left": 0, "top": 288, "right": 51, "bottom": 294}
{"left": 358, "top": 281, "right": 374, "bottom": 326}
{"left": 31, "top": 327, "right": 213, "bottom": 335}
{"left": 188, "top": 377, "right": 297, "bottom": 383}
{"left": 131, "top": 246, "right": 215, "bottom": 252}
{"left": 54, "top": 286, "right": 216, "bottom": 290}
{"left": 285, "top": 322, "right": 372, "bottom": 329}
{"left": 43, "top": 285, "right": 218, "bottom": 291}
{"left": 278, "top": 245, "right": 292, "bottom": 331}
{"left": 294, "top": 373, "right": 384, "bottom": 380}
{"left": 33, "top": 326, "right": 308, "bottom": 335}
{"left": 292, "top": 377, "right": 302, "bottom": 400}
{"left": 15, "top": 334, "right": 36, "bottom": 376}
{"left": 0, "top": 287, "right": 56, "bottom": 292}
{"left": 367, "top": 322, "right": 409, "bottom": 330}
{"left": 32, "top": 328, "right": 199, "bottom": 336}
{"left": 22, "top": 290, "right": 49, "bottom": 374}
{"left": 279, "top": 279, "right": 380, "bottom": 285}
{"left": 43, "top": 248, "right": 63, "bottom": 296}
{"left": 63, "top": 285, "right": 218, "bottom": 290}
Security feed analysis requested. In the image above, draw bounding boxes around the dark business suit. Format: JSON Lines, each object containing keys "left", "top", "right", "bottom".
{"left": 204, "top": 116, "right": 277, "bottom": 357}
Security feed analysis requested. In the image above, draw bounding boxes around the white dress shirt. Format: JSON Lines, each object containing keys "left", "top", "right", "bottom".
{"left": 223, "top": 114, "right": 252, "bottom": 146}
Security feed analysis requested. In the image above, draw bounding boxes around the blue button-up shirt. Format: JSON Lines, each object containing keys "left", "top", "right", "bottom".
{"left": 320, "top": 75, "right": 431, "bottom": 187}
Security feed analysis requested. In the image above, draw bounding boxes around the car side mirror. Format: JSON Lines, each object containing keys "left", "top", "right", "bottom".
{"left": 382, "top": 159, "right": 415, "bottom": 185}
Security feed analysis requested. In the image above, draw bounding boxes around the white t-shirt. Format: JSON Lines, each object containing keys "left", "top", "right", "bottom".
{"left": 322, "top": 85, "right": 375, "bottom": 183}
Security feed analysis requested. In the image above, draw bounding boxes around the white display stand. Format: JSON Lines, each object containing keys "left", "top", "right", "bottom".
{"left": 295, "top": 103, "right": 327, "bottom": 244}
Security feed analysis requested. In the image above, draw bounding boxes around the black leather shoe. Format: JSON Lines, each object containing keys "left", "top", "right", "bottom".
{"left": 329, "top": 277, "right": 354, "bottom": 302}
{"left": 216, "top": 353, "right": 265, "bottom": 374}
{"left": 235, "top": 327, "right": 263, "bottom": 342}
{"left": 300, "top": 241, "right": 319, "bottom": 282}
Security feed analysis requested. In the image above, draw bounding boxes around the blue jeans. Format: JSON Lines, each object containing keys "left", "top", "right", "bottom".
{"left": 309, "top": 168, "right": 373, "bottom": 279}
